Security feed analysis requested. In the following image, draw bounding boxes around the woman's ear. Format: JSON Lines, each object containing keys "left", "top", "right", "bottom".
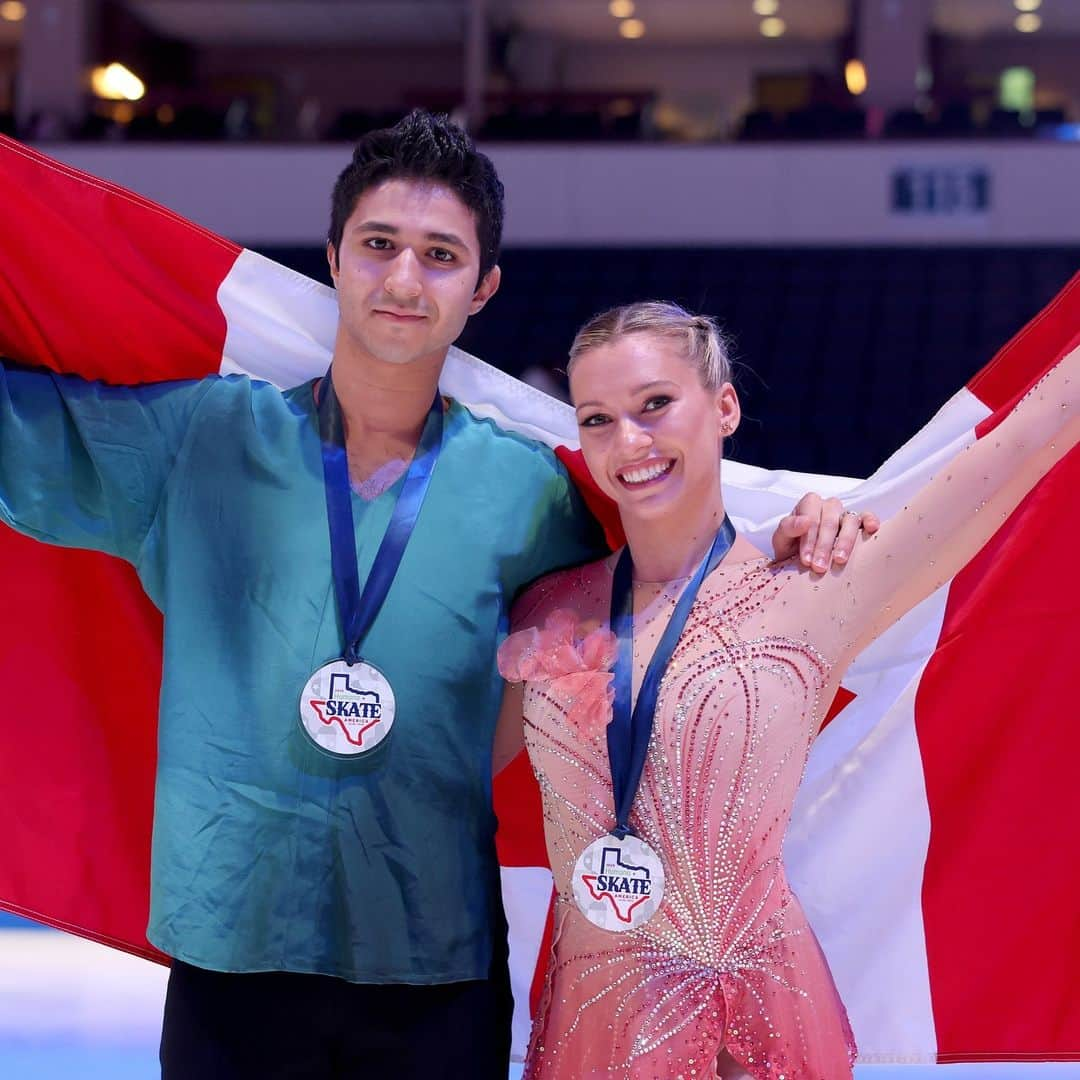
{"left": 717, "top": 382, "right": 740, "bottom": 441}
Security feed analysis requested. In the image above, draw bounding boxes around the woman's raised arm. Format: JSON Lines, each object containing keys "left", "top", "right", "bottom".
{"left": 829, "top": 341, "right": 1080, "bottom": 664}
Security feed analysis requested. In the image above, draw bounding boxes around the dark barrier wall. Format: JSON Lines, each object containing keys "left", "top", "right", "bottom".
{"left": 260, "top": 245, "right": 1080, "bottom": 480}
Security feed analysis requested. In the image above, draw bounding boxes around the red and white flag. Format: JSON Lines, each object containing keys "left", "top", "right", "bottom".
{"left": 0, "top": 135, "right": 1077, "bottom": 1066}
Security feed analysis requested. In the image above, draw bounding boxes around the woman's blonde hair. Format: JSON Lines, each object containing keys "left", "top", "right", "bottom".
{"left": 567, "top": 301, "right": 732, "bottom": 390}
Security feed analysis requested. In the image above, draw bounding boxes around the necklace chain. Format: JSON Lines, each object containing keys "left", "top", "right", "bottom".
{"left": 632, "top": 574, "right": 692, "bottom": 589}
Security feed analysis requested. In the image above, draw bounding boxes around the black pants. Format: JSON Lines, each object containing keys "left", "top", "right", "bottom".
{"left": 159, "top": 957, "right": 513, "bottom": 1079}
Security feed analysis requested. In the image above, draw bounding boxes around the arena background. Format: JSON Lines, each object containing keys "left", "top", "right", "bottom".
{"left": 1, "top": 0, "right": 1079, "bottom": 1076}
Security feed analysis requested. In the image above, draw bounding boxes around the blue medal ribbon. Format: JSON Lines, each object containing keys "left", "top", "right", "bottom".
{"left": 607, "top": 516, "right": 736, "bottom": 839}
{"left": 317, "top": 368, "right": 444, "bottom": 665}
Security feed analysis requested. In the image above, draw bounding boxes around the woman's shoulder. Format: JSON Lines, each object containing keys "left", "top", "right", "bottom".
{"left": 510, "top": 554, "right": 612, "bottom": 633}
{"left": 698, "top": 553, "right": 815, "bottom": 630}
{"left": 703, "top": 552, "right": 848, "bottom": 671}
{"left": 500, "top": 556, "right": 617, "bottom": 690}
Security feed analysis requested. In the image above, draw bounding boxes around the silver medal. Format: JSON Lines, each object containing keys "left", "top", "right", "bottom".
{"left": 299, "top": 658, "right": 395, "bottom": 757}
{"left": 572, "top": 832, "right": 664, "bottom": 932}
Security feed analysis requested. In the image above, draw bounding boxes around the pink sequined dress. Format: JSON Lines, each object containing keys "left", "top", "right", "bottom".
{"left": 499, "top": 555, "right": 857, "bottom": 1080}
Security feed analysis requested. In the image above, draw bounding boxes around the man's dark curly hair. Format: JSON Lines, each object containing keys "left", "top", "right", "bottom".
{"left": 328, "top": 110, "right": 504, "bottom": 283}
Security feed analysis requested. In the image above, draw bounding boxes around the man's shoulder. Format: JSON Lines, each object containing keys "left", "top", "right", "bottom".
{"left": 190, "top": 373, "right": 314, "bottom": 419}
{"left": 448, "top": 400, "right": 568, "bottom": 478}
{"left": 204, "top": 371, "right": 307, "bottom": 400}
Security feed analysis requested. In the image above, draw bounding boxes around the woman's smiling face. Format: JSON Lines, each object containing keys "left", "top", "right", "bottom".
{"left": 570, "top": 331, "right": 740, "bottom": 523}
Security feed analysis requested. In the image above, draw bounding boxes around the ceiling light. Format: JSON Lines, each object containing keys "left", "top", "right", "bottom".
{"left": 619, "top": 17, "right": 645, "bottom": 39}
{"left": 90, "top": 62, "right": 146, "bottom": 102}
{"left": 1014, "top": 12, "right": 1041, "bottom": 31}
{"left": 1013, "top": 0, "right": 1041, "bottom": 10}
{"left": 752, "top": 0, "right": 779, "bottom": 15}
{"left": 760, "top": 16, "right": 786, "bottom": 38}
{"left": 609, "top": 0, "right": 635, "bottom": 17}
{"left": 0, "top": 1, "right": 27, "bottom": 22}
{"left": 845, "top": 59, "right": 868, "bottom": 96}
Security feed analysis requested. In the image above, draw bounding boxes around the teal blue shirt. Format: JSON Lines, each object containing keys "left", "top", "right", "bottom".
{"left": 0, "top": 367, "right": 602, "bottom": 982}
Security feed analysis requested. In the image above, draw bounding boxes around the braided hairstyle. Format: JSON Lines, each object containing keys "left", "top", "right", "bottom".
{"left": 568, "top": 301, "right": 733, "bottom": 390}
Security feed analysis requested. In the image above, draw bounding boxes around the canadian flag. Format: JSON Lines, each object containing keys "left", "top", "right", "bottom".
{"left": 0, "top": 135, "right": 1077, "bottom": 1067}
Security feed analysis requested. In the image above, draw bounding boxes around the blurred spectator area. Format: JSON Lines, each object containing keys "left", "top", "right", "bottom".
{"left": 1, "top": 0, "right": 1079, "bottom": 143}
{"left": 3, "top": 0, "right": 1077, "bottom": 481}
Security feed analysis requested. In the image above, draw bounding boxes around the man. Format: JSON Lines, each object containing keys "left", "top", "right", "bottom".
{"left": 0, "top": 110, "right": 868, "bottom": 1078}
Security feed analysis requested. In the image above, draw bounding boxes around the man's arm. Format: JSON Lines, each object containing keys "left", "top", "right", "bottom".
{"left": 0, "top": 363, "right": 212, "bottom": 562}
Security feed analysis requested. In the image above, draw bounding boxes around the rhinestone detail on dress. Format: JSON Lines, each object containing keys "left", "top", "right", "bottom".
{"left": 505, "top": 557, "right": 858, "bottom": 1080}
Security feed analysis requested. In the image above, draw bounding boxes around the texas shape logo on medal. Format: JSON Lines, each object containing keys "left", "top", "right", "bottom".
{"left": 299, "top": 658, "right": 396, "bottom": 757}
{"left": 310, "top": 672, "right": 382, "bottom": 743}
{"left": 572, "top": 833, "right": 664, "bottom": 932}
{"left": 583, "top": 846, "right": 652, "bottom": 920}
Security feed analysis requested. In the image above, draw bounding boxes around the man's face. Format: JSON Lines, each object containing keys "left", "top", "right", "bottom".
{"left": 328, "top": 178, "right": 500, "bottom": 368}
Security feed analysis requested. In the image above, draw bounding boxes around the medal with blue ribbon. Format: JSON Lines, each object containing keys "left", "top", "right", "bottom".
{"left": 299, "top": 369, "right": 444, "bottom": 758}
{"left": 572, "top": 516, "right": 736, "bottom": 931}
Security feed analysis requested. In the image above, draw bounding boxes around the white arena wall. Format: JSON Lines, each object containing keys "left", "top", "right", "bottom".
{"left": 41, "top": 140, "right": 1080, "bottom": 248}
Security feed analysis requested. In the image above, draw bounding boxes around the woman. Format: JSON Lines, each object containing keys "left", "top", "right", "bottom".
{"left": 496, "top": 301, "right": 1079, "bottom": 1079}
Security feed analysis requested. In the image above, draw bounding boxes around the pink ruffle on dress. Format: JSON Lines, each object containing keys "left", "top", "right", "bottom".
{"left": 499, "top": 608, "right": 617, "bottom": 739}
{"left": 498, "top": 558, "right": 856, "bottom": 1080}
